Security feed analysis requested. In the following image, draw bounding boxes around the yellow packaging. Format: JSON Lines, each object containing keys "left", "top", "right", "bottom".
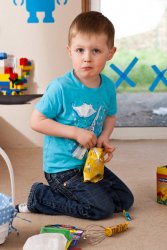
{"left": 83, "top": 147, "right": 104, "bottom": 183}
{"left": 157, "top": 165, "right": 167, "bottom": 205}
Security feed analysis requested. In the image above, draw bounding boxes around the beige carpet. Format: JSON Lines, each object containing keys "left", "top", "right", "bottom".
{"left": 0, "top": 140, "right": 167, "bottom": 250}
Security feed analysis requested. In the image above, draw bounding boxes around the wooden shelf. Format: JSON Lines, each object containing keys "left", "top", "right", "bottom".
{"left": 0, "top": 94, "right": 43, "bottom": 105}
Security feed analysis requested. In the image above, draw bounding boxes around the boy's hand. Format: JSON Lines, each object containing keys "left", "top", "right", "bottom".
{"left": 75, "top": 128, "right": 97, "bottom": 149}
{"left": 97, "top": 137, "right": 115, "bottom": 163}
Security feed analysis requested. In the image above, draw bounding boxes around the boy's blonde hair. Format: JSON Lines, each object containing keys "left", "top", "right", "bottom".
{"left": 68, "top": 11, "right": 115, "bottom": 48}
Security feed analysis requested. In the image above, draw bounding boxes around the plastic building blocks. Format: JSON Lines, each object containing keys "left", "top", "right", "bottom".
{"left": 0, "top": 53, "right": 32, "bottom": 96}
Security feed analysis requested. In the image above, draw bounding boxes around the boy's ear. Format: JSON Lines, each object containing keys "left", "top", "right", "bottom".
{"left": 67, "top": 45, "right": 72, "bottom": 57}
{"left": 108, "top": 47, "right": 117, "bottom": 61}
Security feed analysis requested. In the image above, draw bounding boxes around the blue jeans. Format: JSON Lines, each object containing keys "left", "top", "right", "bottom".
{"left": 27, "top": 167, "right": 134, "bottom": 220}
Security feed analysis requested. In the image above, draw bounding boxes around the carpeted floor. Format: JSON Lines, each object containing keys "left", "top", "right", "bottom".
{"left": 0, "top": 140, "right": 167, "bottom": 250}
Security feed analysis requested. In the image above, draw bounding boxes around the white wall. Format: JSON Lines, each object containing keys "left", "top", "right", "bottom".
{"left": 0, "top": 1, "right": 166, "bottom": 149}
{"left": 0, "top": 0, "right": 82, "bottom": 148}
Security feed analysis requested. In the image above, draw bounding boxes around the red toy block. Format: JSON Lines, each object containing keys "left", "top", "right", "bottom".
{"left": 9, "top": 73, "right": 18, "bottom": 81}
{"left": 5, "top": 67, "right": 13, "bottom": 74}
{"left": 20, "top": 58, "right": 28, "bottom": 66}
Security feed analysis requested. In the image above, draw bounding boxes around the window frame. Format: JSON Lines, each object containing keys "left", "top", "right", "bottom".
{"left": 82, "top": 0, "right": 90, "bottom": 12}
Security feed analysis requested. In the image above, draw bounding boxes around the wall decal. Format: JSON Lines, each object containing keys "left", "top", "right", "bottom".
{"left": 110, "top": 57, "right": 138, "bottom": 89}
{"left": 13, "top": 0, "right": 68, "bottom": 23}
{"left": 149, "top": 65, "right": 167, "bottom": 92}
{"left": 110, "top": 58, "right": 167, "bottom": 92}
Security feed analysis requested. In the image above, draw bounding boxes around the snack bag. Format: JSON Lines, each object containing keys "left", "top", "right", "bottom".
{"left": 83, "top": 147, "right": 104, "bottom": 183}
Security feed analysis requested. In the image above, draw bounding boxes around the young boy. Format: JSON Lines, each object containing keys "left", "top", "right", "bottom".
{"left": 16, "top": 11, "right": 134, "bottom": 220}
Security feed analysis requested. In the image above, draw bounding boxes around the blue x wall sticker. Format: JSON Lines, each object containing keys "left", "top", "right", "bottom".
{"left": 149, "top": 65, "right": 167, "bottom": 92}
{"left": 110, "top": 57, "right": 139, "bottom": 89}
{"left": 109, "top": 57, "right": 167, "bottom": 92}
{"left": 13, "top": 0, "right": 68, "bottom": 23}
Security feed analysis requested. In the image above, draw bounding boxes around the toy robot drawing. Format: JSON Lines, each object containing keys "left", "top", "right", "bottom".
{"left": 13, "top": 0, "right": 68, "bottom": 23}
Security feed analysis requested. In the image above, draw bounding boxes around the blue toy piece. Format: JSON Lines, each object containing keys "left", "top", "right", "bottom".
{"left": 0, "top": 53, "right": 7, "bottom": 60}
{"left": 110, "top": 57, "right": 138, "bottom": 89}
{"left": 149, "top": 65, "right": 167, "bottom": 92}
{"left": 13, "top": 0, "right": 69, "bottom": 23}
{"left": 123, "top": 210, "right": 132, "bottom": 221}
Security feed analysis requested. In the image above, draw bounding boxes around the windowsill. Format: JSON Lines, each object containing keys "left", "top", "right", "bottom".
{"left": 112, "top": 127, "right": 167, "bottom": 140}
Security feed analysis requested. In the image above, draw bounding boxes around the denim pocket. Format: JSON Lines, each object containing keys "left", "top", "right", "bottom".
{"left": 45, "top": 169, "right": 82, "bottom": 200}
{"left": 62, "top": 169, "right": 83, "bottom": 187}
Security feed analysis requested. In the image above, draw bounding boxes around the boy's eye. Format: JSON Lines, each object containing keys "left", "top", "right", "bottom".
{"left": 76, "top": 48, "right": 84, "bottom": 53}
{"left": 93, "top": 48, "right": 101, "bottom": 53}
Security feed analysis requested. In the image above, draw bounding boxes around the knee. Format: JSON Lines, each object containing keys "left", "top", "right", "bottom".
{"left": 124, "top": 191, "right": 134, "bottom": 210}
{"left": 92, "top": 203, "right": 115, "bottom": 220}
{"left": 96, "top": 210, "right": 114, "bottom": 220}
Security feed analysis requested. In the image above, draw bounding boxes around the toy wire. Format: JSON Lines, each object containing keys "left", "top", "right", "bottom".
{"left": 81, "top": 222, "right": 129, "bottom": 245}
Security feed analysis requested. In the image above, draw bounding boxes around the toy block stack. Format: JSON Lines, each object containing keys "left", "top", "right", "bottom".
{"left": 0, "top": 52, "right": 33, "bottom": 96}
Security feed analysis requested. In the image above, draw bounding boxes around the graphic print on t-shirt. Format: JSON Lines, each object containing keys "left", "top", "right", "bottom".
{"left": 71, "top": 104, "right": 102, "bottom": 159}
{"left": 73, "top": 103, "right": 96, "bottom": 118}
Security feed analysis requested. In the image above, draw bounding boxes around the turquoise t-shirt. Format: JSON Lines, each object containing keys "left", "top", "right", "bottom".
{"left": 35, "top": 70, "right": 117, "bottom": 173}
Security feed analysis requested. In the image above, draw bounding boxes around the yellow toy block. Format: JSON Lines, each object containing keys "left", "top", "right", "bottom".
{"left": 16, "top": 85, "right": 26, "bottom": 90}
{"left": 11, "top": 91, "right": 17, "bottom": 95}
{"left": 19, "top": 65, "right": 33, "bottom": 71}
{"left": 9, "top": 82, "right": 16, "bottom": 90}
{"left": 22, "top": 72, "right": 28, "bottom": 77}
{"left": 0, "top": 74, "right": 10, "bottom": 81}
{"left": 1, "top": 90, "right": 7, "bottom": 95}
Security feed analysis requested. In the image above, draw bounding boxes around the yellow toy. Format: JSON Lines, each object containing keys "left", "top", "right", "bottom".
{"left": 82, "top": 222, "right": 129, "bottom": 245}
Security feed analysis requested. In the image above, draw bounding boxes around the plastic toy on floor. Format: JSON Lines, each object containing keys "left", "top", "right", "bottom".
{"left": 41, "top": 222, "right": 129, "bottom": 248}
{"left": 82, "top": 222, "right": 129, "bottom": 245}
{"left": 123, "top": 210, "right": 132, "bottom": 221}
{"left": 40, "top": 224, "right": 83, "bottom": 250}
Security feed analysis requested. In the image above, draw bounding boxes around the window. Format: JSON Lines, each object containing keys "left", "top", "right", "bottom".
{"left": 91, "top": 0, "right": 167, "bottom": 127}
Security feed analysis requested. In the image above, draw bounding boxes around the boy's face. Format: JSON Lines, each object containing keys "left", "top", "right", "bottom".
{"left": 67, "top": 32, "right": 116, "bottom": 86}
